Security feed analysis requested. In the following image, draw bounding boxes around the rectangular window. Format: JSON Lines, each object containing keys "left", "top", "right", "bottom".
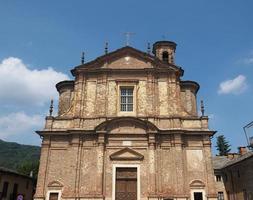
{"left": 218, "top": 192, "right": 224, "bottom": 200}
{"left": 243, "top": 190, "right": 247, "bottom": 200}
{"left": 224, "top": 173, "right": 228, "bottom": 182}
{"left": 13, "top": 183, "right": 18, "bottom": 199}
{"left": 49, "top": 193, "right": 59, "bottom": 200}
{"left": 120, "top": 87, "right": 133, "bottom": 112}
{"left": 2, "top": 181, "right": 9, "bottom": 198}
{"left": 216, "top": 175, "right": 222, "bottom": 182}
{"left": 26, "top": 180, "right": 29, "bottom": 189}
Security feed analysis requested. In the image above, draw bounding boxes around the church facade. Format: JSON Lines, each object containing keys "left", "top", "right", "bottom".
{"left": 34, "top": 41, "right": 217, "bottom": 200}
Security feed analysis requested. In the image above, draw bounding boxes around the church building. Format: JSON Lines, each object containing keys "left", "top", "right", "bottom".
{"left": 34, "top": 41, "right": 217, "bottom": 200}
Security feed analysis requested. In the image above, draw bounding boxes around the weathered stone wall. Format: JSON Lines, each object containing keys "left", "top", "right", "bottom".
{"left": 35, "top": 130, "right": 217, "bottom": 200}
{"left": 36, "top": 47, "right": 216, "bottom": 200}
{"left": 58, "top": 89, "right": 73, "bottom": 115}
{"left": 180, "top": 88, "right": 197, "bottom": 116}
{"left": 58, "top": 70, "right": 198, "bottom": 120}
{"left": 154, "top": 48, "right": 175, "bottom": 64}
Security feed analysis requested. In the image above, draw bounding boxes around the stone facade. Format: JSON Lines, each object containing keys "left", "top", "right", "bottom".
{"left": 34, "top": 41, "right": 217, "bottom": 200}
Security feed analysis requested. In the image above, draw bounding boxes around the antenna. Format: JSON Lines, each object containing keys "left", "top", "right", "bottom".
{"left": 243, "top": 121, "right": 253, "bottom": 149}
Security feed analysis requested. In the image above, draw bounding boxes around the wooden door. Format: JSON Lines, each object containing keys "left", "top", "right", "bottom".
{"left": 116, "top": 168, "right": 137, "bottom": 200}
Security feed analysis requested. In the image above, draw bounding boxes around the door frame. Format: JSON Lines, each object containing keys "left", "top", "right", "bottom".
{"left": 112, "top": 164, "right": 140, "bottom": 200}
{"left": 190, "top": 189, "right": 206, "bottom": 200}
{"left": 46, "top": 190, "right": 62, "bottom": 200}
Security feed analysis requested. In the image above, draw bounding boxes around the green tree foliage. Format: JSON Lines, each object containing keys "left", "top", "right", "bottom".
{"left": 0, "top": 139, "right": 40, "bottom": 171}
{"left": 17, "top": 160, "right": 39, "bottom": 180}
{"left": 216, "top": 135, "right": 231, "bottom": 156}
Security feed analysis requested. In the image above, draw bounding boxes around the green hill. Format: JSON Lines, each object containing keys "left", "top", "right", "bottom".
{"left": 0, "top": 139, "right": 40, "bottom": 171}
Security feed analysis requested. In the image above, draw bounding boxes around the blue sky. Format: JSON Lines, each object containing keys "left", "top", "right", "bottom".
{"left": 0, "top": 0, "right": 252, "bottom": 153}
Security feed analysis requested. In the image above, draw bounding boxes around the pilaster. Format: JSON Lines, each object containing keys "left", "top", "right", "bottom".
{"left": 96, "top": 131, "right": 106, "bottom": 196}
{"left": 203, "top": 135, "right": 217, "bottom": 198}
{"left": 148, "top": 131, "right": 156, "bottom": 195}
{"left": 173, "top": 134, "right": 186, "bottom": 196}
{"left": 74, "top": 73, "right": 84, "bottom": 117}
{"left": 34, "top": 136, "right": 51, "bottom": 199}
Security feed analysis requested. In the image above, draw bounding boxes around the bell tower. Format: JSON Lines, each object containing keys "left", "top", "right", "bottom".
{"left": 152, "top": 41, "right": 177, "bottom": 64}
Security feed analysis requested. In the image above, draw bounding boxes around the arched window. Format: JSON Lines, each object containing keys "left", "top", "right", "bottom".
{"left": 162, "top": 51, "right": 169, "bottom": 62}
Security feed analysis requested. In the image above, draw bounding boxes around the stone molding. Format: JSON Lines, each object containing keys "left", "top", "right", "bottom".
{"left": 189, "top": 179, "right": 205, "bottom": 188}
{"left": 110, "top": 147, "right": 144, "bottom": 160}
{"left": 48, "top": 180, "right": 63, "bottom": 188}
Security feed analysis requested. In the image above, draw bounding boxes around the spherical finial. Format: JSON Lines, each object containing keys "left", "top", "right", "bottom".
{"left": 147, "top": 42, "right": 151, "bottom": 54}
{"left": 105, "top": 42, "right": 108, "bottom": 54}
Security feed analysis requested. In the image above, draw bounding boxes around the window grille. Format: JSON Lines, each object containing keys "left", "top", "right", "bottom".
{"left": 216, "top": 175, "right": 222, "bottom": 182}
{"left": 120, "top": 88, "right": 133, "bottom": 112}
{"left": 218, "top": 192, "right": 224, "bottom": 200}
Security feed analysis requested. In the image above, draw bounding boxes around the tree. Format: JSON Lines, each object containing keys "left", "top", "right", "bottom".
{"left": 216, "top": 135, "right": 231, "bottom": 156}
{"left": 17, "top": 160, "right": 39, "bottom": 181}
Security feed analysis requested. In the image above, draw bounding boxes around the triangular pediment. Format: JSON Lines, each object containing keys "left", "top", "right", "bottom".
{"left": 71, "top": 46, "right": 183, "bottom": 76}
{"left": 104, "top": 55, "right": 152, "bottom": 69}
{"left": 110, "top": 148, "right": 144, "bottom": 161}
{"left": 48, "top": 180, "right": 63, "bottom": 187}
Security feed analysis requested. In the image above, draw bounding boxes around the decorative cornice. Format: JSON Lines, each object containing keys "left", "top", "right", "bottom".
{"left": 71, "top": 46, "right": 183, "bottom": 76}
{"left": 56, "top": 80, "right": 74, "bottom": 92}
{"left": 180, "top": 80, "right": 200, "bottom": 94}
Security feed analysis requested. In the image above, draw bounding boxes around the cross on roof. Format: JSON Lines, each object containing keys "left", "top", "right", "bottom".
{"left": 123, "top": 32, "right": 135, "bottom": 46}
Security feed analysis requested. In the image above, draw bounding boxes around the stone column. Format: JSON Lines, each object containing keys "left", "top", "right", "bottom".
{"left": 173, "top": 133, "right": 186, "bottom": 196}
{"left": 72, "top": 134, "right": 82, "bottom": 199}
{"left": 146, "top": 72, "right": 155, "bottom": 116}
{"left": 34, "top": 136, "right": 51, "bottom": 200}
{"left": 203, "top": 136, "right": 217, "bottom": 200}
{"left": 96, "top": 131, "right": 106, "bottom": 196}
{"left": 74, "top": 73, "right": 84, "bottom": 118}
{"left": 148, "top": 132, "right": 156, "bottom": 195}
{"left": 168, "top": 74, "right": 178, "bottom": 115}
{"left": 95, "top": 74, "right": 107, "bottom": 117}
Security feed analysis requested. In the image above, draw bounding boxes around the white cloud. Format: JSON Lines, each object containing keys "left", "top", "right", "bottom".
{"left": 0, "top": 112, "right": 43, "bottom": 140}
{"left": 0, "top": 57, "right": 69, "bottom": 107}
{"left": 218, "top": 75, "right": 248, "bottom": 95}
{"left": 237, "top": 51, "right": 253, "bottom": 65}
{"left": 243, "top": 57, "right": 253, "bottom": 65}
